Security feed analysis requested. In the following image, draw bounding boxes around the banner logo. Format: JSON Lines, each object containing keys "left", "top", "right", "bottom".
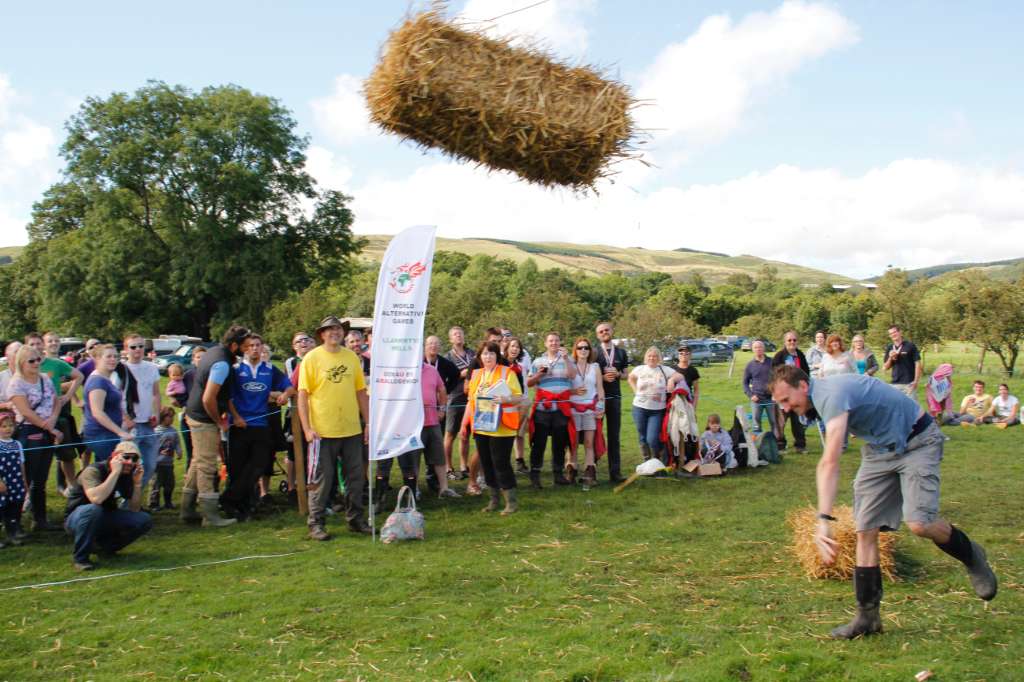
{"left": 388, "top": 261, "right": 427, "bottom": 294}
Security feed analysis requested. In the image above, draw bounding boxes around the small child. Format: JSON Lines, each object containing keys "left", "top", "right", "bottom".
{"left": 150, "top": 407, "right": 182, "bottom": 510}
{"left": 0, "top": 411, "right": 28, "bottom": 547}
{"left": 700, "top": 414, "right": 736, "bottom": 470}
{"left": 165, "top": 363, "right": 187, "bottom": 408}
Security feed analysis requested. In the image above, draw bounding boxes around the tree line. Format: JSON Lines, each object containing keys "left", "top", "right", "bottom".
{"left": 1, "top": 81, "right": 1020, "bottom": 376}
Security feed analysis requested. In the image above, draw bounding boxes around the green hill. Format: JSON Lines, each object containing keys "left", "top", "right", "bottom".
{"left": 891, "top": 257, "right": 1024, "bottom": 282}
{"left": 357, "top": 235, "right": 853, "bottom": 285}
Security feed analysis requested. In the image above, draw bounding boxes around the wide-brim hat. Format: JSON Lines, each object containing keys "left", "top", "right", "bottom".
{"left": 316, "top": 315, "right": 351, "bottom": 340}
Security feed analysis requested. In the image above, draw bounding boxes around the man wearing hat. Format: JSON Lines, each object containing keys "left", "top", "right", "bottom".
{"left": 64, "top": 441, "right": 153, "bottom": 571}
{"left": 298, "top": 316, "right": 372, "bottom": 540}
{"left": 180, "top": 324, "right": 251, "bottom": 527}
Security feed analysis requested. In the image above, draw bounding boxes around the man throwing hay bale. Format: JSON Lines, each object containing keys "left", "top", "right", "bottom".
{"left": 769, "top": 365, "right": 997, "bottom": 639}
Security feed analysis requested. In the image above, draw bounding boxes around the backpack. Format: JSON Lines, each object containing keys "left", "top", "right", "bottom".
{"left": 757, "top": 431, "right": 781, "bottom": 464}
{"left": 729, "top": 415, "right": 749, "bottom": 468}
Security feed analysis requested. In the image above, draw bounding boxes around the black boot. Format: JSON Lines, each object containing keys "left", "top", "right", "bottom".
{"left": 403, "top": 476, "right": 420, "bottom": 503}
{"left": 830, "top": 566, "right": 883, "bottom": 639}
{"left": 529, "top": 470, "right": 542, "bottom": 490}
{"left": 936, "top": 526, "right": 997, "bottom": 601}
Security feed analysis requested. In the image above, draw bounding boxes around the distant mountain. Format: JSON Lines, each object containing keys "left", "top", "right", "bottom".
{"left": 356, "top": 235, "right": 853, "bottom": 285}
{"left": 872, "top": 257, "right": 1024, "bottom": 282}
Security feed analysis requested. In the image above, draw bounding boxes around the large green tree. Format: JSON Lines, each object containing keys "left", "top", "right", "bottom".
{"left": 9, "top": 81, "right": 363, "bottom": 339}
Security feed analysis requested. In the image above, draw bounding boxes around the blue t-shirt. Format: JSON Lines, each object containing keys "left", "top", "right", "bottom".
{"left": 230, "top": 361, "right": 291, "bottom": 427}
{"left": 809, "top": 374, "right": 921, "bottom": 454}
{"left": 83, "top": 374, "right": 123, "bottom": 439}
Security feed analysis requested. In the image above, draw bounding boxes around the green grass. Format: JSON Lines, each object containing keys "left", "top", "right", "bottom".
{"left": 1, "top": 345, "right": 1021, "bottom": 680}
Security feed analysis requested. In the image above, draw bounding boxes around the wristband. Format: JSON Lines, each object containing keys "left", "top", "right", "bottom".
{"left": 817, "top": 512, "right": 837, "bottom": 522}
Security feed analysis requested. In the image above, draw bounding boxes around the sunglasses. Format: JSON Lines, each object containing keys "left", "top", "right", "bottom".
{"left": 294, "top": 338, "right": 313, "bottom": 344}
{"left": 128, "top": 344, "right": 145, "bottom": 350}
{"left": 27, "top": 357, "right": 42, "bottom": 364}
{"left": 119, "top": 453, "right": 139, "bottom": 462}
{"left": 576, "top": 345, "right": 590, "bottom": 351}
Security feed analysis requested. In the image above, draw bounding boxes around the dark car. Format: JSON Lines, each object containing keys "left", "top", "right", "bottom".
{"left": 708, "top": 342, "right": 734, "bottom": 362}
{"left": 153, "top": 342, "right": 215, "bottom": 375}
{"left": 740, "top": 338, "right": 776, "bottom": 353}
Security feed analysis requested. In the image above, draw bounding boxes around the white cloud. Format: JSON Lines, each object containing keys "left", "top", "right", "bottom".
{"left": 0, "top": 73, "right": 59, "bottom": 245}
{"left": 457, "top": 0, "right": 594, "bottom": 57}
{"left": 346, "top": 158, "right": 1024, "bottom": 280}
{"left": 310, "top": 74, "right": 374, "bottom": 146}
{"left": 636, "top": 1, "right": 858, "bottom": 145}
{"left": 305, "top": 145, "right": 354, "bottom": 192}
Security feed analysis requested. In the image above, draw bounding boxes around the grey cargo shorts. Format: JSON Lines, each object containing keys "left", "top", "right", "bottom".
{"left": 852, "top": 421, "right": 944, "bottom": 532}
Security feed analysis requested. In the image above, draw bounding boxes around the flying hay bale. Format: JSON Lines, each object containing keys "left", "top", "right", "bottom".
{"left": 364, "top": 10, "right": 637, "bottom": 191}
{"left": 787, "top": 506, "right": 897, "bottom": 581}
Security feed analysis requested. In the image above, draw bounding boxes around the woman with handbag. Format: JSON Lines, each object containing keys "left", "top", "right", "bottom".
{"left": 460, "top": 341, "right": 524, "bottom": 515}
{"left": 503, "top": 337, "right": 531, "bottom": 474}
{"left": 7, "top": 345, "right": 62, "bottom": 531}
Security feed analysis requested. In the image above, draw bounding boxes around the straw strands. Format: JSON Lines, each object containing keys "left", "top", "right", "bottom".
{"left": 787, "top": 506, "right": 898, "bottom": 581}
{"left": 364, "top": 10, "right": 638, "bottom": 191}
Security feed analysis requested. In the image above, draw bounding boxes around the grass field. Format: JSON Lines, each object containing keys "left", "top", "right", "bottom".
{"left": 1, "top": 344, "right": 1021, "bottom": 681}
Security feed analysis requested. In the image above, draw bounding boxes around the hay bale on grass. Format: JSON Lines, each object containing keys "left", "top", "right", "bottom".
{"left": 364, "top": 10, "right": 637, "bottom": 191}
{"left": 787, "top": 506, "right": 897, "bottom": 581}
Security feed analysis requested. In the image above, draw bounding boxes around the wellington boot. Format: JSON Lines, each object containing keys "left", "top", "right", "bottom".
{"left": 180, "top": 490, "right": 201, "bottom": 523}
{"left": 482, "top": 490, "right": 501, "bottom": 512}
{"left": 529, "top": 470, "right": 542, "bottom": 489}
{"left": 500, "top": 488, "right": 518, "bottom": 515}
{"left": 199, "top": 493, "right": 237, "bottom": 528}
{"left": 966, "top": 540, "right": 998, "bottom": 601}
{"left": 830, "top": 603, "right": 883, "bottom": 639}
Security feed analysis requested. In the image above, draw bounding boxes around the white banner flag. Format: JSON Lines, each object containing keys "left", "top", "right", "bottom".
{"left": 368, "top": 225, "right": 437, "bottom": 461}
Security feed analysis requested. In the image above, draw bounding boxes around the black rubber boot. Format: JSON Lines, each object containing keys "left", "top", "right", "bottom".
{"left": 830, "top": 566, "right": 883, "bottom": 640}
{"left": 529, "top": 470, "right": 542, "bottom": 489}
{"left": 936, "top": 526, "right": 998, "bottom": 601}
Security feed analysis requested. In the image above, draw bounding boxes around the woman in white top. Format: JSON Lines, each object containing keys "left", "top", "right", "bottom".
{"left": 568, "top": 337, "right": 605, "bottom": 488}
{"left": 628, "top": 347, "right": 671, "bottom": 464}
{"left": 820, "top": 334, "right": 856, "bottom": 377}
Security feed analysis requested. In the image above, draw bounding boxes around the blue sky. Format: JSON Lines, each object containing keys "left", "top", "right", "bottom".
{"left": 2, "top": 1, "right": 1023, "bottom": 278}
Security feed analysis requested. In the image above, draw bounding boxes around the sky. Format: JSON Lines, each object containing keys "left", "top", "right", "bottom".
{"left": 2, "top": 0, "right": 1023, "bottom": 279}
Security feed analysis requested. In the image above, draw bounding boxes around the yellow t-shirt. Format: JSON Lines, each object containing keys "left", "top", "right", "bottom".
{"left": 467, "top": 365, "right": 522, "bottom": 438}
{"left": 298, "top": 345, "right": 366, "bottom": 438}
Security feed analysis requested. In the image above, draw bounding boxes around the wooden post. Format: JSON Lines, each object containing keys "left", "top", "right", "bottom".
{"left": 727, "top": 352, "right": 736, "bottom": 379}
{"left": 291, "top": 409, "right": 308, "bottom": 515}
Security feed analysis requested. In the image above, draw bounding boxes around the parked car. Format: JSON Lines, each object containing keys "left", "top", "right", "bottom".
{"left": 664, "top": 341, "right": 713, "bottom": 366}
{"left": 708, "top": 342, "right": 734, "bottom": 362}
{"left": 740, "top": 338, "right": 776, "bottom": 353}
{"left": 154, "top": 342, "right": 215, "bottom": 375}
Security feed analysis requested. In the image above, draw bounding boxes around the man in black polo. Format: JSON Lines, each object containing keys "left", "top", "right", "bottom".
{"left": 595, "top": 321, "right": 629, "bottom": 483}
{"left": 64, "top": 441, "right": 152, "bottom": 571}
{"left": 771, "top": 330, "right": 810, "bottom": 453}
{"left": 883, "top": 325, "right": 922, "bottom": 397}
{"left": 180, "top": 325, "right": 250, "bottom": 527}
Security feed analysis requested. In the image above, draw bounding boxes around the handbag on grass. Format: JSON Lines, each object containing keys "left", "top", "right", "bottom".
{"left": 380, "top": 485, "right": 425, "bottom": 544}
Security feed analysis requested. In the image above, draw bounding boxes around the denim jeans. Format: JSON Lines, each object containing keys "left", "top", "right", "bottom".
{"left": 632, "top": 406, "right": 665, "bottom": 461}
{"left": 131, "top": 422, "right": 158, "bottom": 490}
{"left": 751, "top": 400, "right": 776, "bottom": 433}
{"left": 64, "top": 504, "right": 152, "bottom": 563}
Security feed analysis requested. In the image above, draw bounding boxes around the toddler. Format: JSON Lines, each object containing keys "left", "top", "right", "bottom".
{"left": 165, "top": 363, "right": 187, "bottom": 408}
{"left": 149, "top": 407, "right": 182, "bottom": 510}
{"left": 0, "top": 411, "right": 28, "bottom": 547}
{"left": 700, "top": 414, "right": 736, "bottom": 470}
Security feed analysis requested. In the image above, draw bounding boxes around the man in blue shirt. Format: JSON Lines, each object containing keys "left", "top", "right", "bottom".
{"left": 770, "top": 366, "right": 997, "bottom": 640}
{"left": 221, "top": 334, "right": 293, "bottom": 520}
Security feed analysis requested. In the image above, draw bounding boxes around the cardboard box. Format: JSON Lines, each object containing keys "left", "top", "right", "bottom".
{"left": 698, "top": 462, "right": 723, "bottom": 476}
